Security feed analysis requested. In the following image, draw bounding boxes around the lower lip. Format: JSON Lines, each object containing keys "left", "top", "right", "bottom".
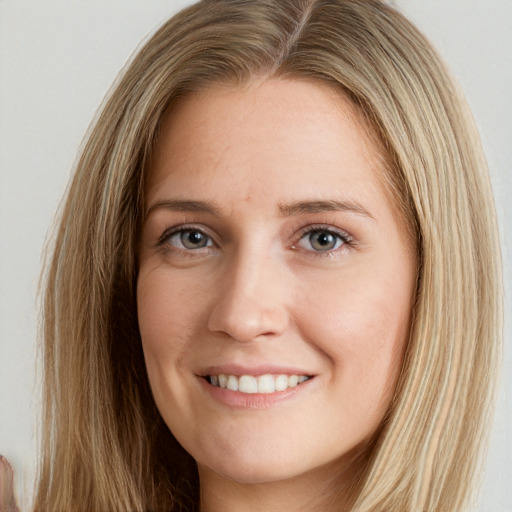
{"left": 198, "top": 377, "right": 314, "bottom": 409}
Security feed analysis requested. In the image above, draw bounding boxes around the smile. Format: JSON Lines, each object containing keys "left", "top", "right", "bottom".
{"left": 207, "top": 374, "right": 310, "bottom": 394}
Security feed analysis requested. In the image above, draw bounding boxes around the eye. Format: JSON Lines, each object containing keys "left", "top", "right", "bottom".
{"left": 297, "top": 228, "right": 349, "bottom": 252}
{"left": 166, "top": 228, "right": 213, "bottom": 250}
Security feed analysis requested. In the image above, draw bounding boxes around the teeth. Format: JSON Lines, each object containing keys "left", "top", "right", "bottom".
{"left": 257, "top": 374, "right": 275, "bottom": 393}
{"left": 239, "top": 375, "right": 258, "bottom": 394}
{"left": 288, "top": 375, "right": 299, "bottom": 388}
{"left": 209, "top": 373, "right": 310, "bottom": 393}
{"left": 226, "top": 375, "right": 238, "bottom": 391}
{"left": 275, "top": 374, "right": 288, "bottom": 391}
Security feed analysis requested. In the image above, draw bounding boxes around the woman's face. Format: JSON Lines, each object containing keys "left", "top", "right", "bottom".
{"left": 137, "top": 78, "right": 417, "bottom": 486}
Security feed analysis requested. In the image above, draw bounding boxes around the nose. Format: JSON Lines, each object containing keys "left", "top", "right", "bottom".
{"left": 207, "top": 254, "right": 289, "bottom": 343}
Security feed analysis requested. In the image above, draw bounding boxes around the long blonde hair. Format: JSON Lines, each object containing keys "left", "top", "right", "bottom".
{"left": 35, "top": 1, "right": 502, "bottom": 510}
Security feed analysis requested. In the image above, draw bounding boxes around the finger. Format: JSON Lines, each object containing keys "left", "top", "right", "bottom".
{"left": 0, "top": 455, "right": 20, "bottom": 512}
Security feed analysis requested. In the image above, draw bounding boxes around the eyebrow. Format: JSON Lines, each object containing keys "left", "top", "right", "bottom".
{"left": 145, "top": 199, "right": 223, "bottom": 218}
{"left": 278, "top": 200, "right": 375, "bottom": 220}
{"left": 145, "top": 198, "right": 375, "bottom": 221}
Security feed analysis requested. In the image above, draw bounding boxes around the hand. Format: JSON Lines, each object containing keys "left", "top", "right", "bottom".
{"left": 0, "top": 456, "right": 20, "bottom": 512}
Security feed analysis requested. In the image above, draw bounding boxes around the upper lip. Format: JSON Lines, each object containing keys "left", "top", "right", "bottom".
{"left": 197, "top": 363, "right": 315, "bottom": 377}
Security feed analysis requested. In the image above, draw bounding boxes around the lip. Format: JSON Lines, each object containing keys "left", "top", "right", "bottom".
{"left": 197, "top": 372, "right": 315, "bottom": 409}
{"left": 197, "top": 363, "right": 314, "bottom": 378}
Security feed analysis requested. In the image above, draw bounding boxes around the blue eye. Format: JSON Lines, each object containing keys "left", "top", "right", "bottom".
{"left": 167, "top": 229, "right": 213, "bottom": 250}
{"left": 298, "top": 229, "right": 347, "bottom": 252}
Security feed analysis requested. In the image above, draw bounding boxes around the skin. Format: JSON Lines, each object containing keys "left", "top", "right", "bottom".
{"left": 0, "top": 456, "right": 20, "bottom": 512}
{"left": 137, "top": 78, "right": 417, "bottom": 512}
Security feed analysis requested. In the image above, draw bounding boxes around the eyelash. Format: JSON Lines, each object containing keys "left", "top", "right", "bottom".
{"left": 157, "top": 224, "right": 216, "bottom": 255}
{"left": 292, "top": 224, "right": 353, "bottom": 257}
{"left": 156, "top": 223, "right": 353, "bottom": 257}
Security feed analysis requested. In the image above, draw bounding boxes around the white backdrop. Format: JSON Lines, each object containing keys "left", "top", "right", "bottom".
{"left": 1, "top": 1, "right": 510, "bottom": 510}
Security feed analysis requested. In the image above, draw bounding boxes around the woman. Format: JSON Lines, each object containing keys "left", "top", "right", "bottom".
{"left": 34, "top": 1, "right": 502, "bottom": 510}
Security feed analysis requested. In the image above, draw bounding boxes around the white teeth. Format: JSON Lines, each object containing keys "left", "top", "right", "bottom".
{"left": 257, "top": 374, "right": 275, "bottom": 393}
{"left": 239, "top": 375, "right": 258, "bottom": 394}
{"left": 226, "top": 375, "right": 238, "bottom": 391}
{"left": 288, "top": 375, "right": 299, "bottom": 388}
{"left": 275, "top": 374, "right": 288, "bottom": 391}
{"left": 209, "top": 373, "right": 310, "bottom": 393}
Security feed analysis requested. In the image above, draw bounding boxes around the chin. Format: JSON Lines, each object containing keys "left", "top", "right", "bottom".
{"left": 205, "top": 459, "right": 302, "bottom": 485}
{"left": 194, "top": 441, "right": 310, "bottom": 485}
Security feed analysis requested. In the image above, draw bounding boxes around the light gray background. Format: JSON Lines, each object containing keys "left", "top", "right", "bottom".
{"left": 1, "top": 1, "right": 510, "bottom": 510}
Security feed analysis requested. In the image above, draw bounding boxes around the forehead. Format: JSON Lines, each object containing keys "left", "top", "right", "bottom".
{"left": 148, "top": 78, "right": 387, "bottom": 201}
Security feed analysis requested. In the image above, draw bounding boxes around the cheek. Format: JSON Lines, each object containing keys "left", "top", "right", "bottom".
{"left": 136, "top": 268, "right": 208, "bottom": 430}
{"left": 136, "top": 268, "right": 200, "bottom": 398}
{"left": 297, "top": 259, "right": 413, "bottom": 404}
{"left": 138, "top": 267, "right": 204, "bottom": 348}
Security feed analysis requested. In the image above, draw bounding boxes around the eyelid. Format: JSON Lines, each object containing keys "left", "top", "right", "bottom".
{"left": 155, "top": 222, "right": 353, "bottom": 255}
{"left": 292, "top": 224, "right": 353, "bottom": 253}
{"left": 157, "top": 223, "right": 217, "bottom": 249}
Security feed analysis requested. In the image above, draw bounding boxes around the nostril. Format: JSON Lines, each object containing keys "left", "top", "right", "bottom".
{"left": 207, "top": 296, "right": 289, "bottom": 343}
